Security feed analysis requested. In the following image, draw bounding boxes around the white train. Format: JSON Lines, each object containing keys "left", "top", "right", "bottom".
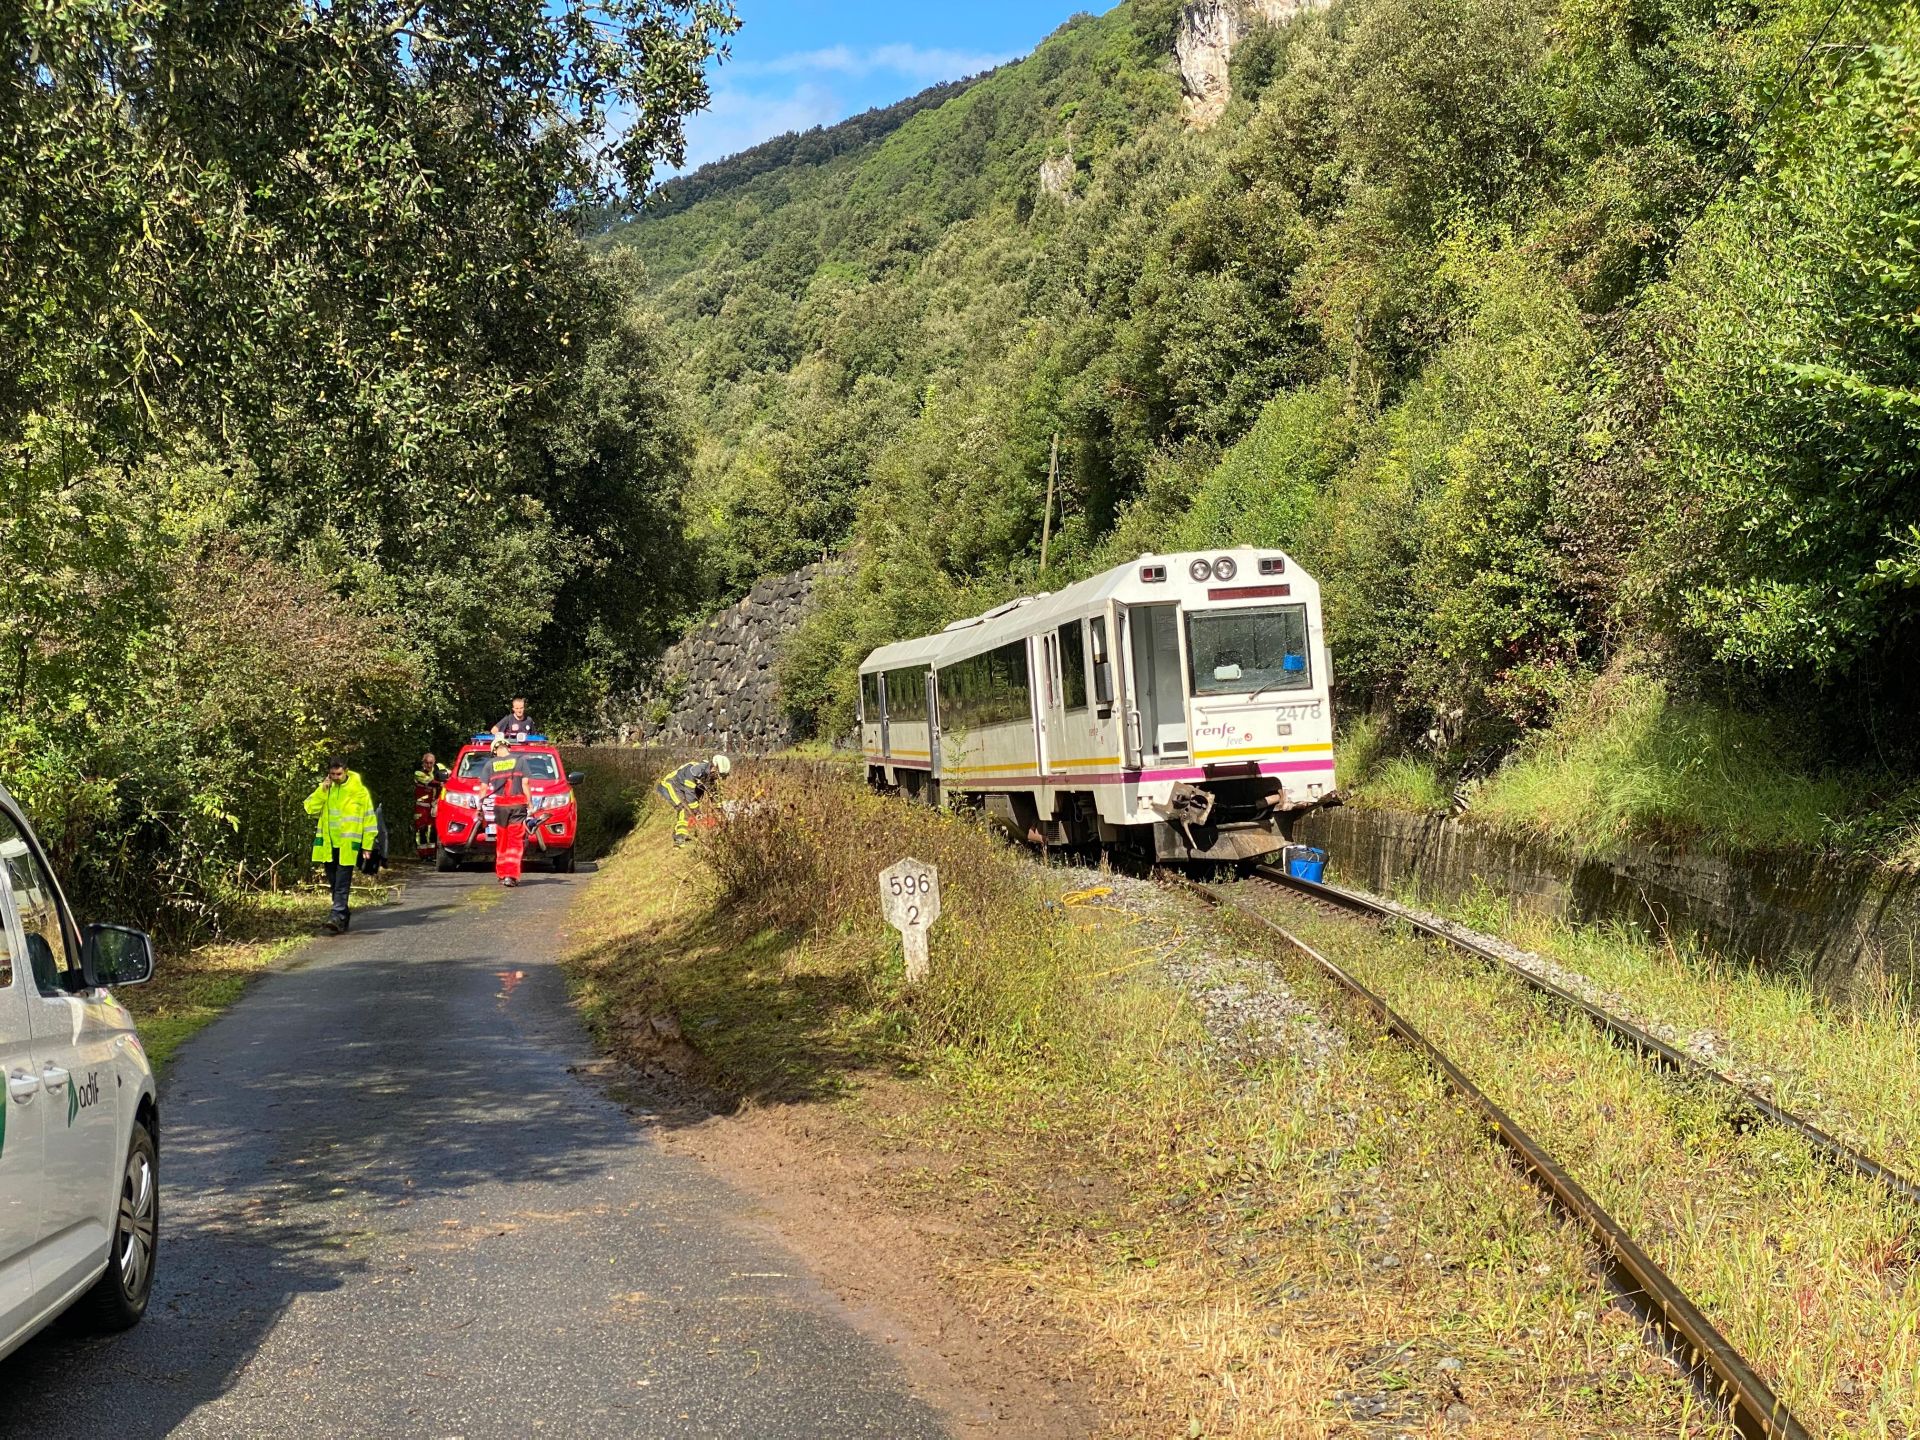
{"left": 859, "top": 548, "right": 1337, "bottom": 863}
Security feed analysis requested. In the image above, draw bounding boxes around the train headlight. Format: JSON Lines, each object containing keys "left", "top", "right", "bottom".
{"left": 1259, "top": 556, "right": 1286, "bottom": 576}
{"left": 1188, "top": 558, "right": 1213, "bottom": 582}
{"left": 1212, "top": 555, "right": 1238, "bottom": 581}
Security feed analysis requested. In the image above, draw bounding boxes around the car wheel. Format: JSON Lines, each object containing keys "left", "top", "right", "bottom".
{"left": 435, "top": 845, "right": 459, "bottom": 872}
{"left": 75, "top": 1122, "right": 158, "bottom": 1333}
{"left": 551, "top": 849, "right": 575, "bottom": 874}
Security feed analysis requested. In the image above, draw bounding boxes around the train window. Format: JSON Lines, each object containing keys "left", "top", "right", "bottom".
{"left": 1185, "top": 604, "right": 1312, "bottom": 696}
{"left": 936, "top": 641, "right": 1031, "bottom": 728}
{"left": 884, "top": 666, "right": 928, "bottom": 722}
{"left": 861, "top": 672, "right": 881, "bottom": 720}
{"left": 1089, "top": 616, "right": 1113, "bottom": 707}
{"left": 1057, "top": 622, "right": 1088, "bottom": 711}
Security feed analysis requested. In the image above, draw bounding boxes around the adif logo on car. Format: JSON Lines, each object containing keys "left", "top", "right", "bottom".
{"left": 68, "top": 1072, "right": 99, "bottom": 1127}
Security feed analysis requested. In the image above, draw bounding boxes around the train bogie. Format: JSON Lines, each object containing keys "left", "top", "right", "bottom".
{"left": 859, "top": 549, "right": 1337, "bottom": 865}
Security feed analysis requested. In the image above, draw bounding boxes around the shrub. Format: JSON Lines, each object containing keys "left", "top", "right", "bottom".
{"left": 702, "top": 764, "right": 1124, "bottom": 1069}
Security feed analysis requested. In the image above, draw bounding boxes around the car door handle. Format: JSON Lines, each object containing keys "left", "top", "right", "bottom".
{"left": 9, "top": 1071, "right": 41, "bottom": 1102}
{"left": 40, "top": 1065, "right": 68, "bottom": 1090}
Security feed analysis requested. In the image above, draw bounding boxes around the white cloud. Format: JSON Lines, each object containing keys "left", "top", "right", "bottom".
{"left": 677, "top": 81, "right": 846, "bottom": 172}
{"left": 731, "top": 42, "right": 1013, "bottom": 82}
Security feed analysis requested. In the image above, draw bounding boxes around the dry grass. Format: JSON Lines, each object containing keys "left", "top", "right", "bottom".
{"left": 565, "top": 765, "right": 1733, "bottom": 1438}
{"left": 1255, "top": 891, "right": 1920, "bottom": 1437}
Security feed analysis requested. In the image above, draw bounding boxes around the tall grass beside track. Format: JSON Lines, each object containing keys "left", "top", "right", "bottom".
{"left": 1436, "top": 883, "right": 1920, "bottom": 1191}
{"left": 1258, "top": 894, "right": 1920, "bottom": 1436}
{"left": 566, "top": 765, "right": 1737, "bottom": 1437}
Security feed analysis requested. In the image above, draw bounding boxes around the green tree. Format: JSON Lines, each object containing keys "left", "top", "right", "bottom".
{"left": 1654, "top": 5, "right": 1920, "bottom": 681}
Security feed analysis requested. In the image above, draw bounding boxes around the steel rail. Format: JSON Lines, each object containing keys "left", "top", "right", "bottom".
{"left": 1250, "top": 865, "right": 1920, "bottom": 1208}
{"left": 1194, "top": 881, "right": 1808, "bottom": 1440}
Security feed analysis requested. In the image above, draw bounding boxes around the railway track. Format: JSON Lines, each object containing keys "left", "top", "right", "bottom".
{"left": 1188, "top": 870, "right": 1814, "bottom": 1440}
{"left": 1245, "top": 864, "right": 1920, "bottom": 1207}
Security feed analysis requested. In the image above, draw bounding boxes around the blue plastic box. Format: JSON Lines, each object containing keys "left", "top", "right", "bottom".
{"left": 1284, "top": 845, "right": 1328, "bottom": 883}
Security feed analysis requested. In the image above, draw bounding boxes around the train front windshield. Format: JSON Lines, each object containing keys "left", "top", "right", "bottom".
{"left": 1185, "top": 604, "right": 1313, "bottom": 696}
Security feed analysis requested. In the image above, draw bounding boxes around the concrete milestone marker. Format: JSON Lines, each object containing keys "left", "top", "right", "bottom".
{"left": 879, "top": 857, "right": 941, "bottom": 984}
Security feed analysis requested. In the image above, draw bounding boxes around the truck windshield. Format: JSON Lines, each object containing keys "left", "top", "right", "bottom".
{"left": 1185, "top": 604, "right": 1312, "bottom": 696}
{"left": 458, "top": 751, "right": 560, "bottom": 781}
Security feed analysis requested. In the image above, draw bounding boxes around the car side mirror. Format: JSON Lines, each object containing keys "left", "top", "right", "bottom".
{"left": 567, "top": 771, "right": 585, "bottom": 785}
{"left": 83, "top": 924, "right": 155, "bottom": 989}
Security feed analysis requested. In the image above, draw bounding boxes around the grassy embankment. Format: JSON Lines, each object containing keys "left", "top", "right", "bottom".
{"left": 1337, "top": 677, "right": 1890, "bottom": 860}
{"left": 124, "top": 876, "right": 397, "bottom": 1074}
{"left": 565, "top": 763, "right": 1736, "bottom": 1438}
{"left": 1249, "top": 890, "right": 1920, "bottom": 1436}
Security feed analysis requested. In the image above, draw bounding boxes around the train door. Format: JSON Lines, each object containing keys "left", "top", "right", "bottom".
{"left": 926, "top": 670, "right": 943, "bottom": 784}
{"left": 1088, "top": 614, "right": 1119, "bottom": 762}
{"left": 1118, "top": 602, "right": 1189, "bottom": 764}
{"left": 859, "top": 672, "right": 881, "bottom": 761}
{"left": 1037, "top": 630, "right": 1063, "bottom": 775}
{"left": 1113, "top": 604, "right": 1143, "bottom": 768}
{"left": 1043, "top": 618, "right": 1097, "bottom": 774}
{"left": 878, "top": 673, "right": 892, "bottom": 759}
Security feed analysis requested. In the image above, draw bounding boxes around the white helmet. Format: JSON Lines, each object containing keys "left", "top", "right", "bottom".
{"left": 710, "top": 754, "right": 732, "bottom": 776}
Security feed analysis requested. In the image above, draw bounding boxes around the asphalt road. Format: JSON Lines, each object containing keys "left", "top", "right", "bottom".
{"left": 0, "top": 866, "right": 951, "bottom": 1439}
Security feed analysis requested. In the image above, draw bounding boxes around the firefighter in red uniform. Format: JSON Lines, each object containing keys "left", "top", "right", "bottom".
{"left": 413, "top": 752, "right": 450, "bottom": 859}
{"left": 484, "top": 738, "right": 531, "bottom": 886}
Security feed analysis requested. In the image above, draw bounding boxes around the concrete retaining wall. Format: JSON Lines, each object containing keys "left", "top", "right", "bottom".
{"left": 1294, "top": 805, "right": 1920, "bottom": 1003}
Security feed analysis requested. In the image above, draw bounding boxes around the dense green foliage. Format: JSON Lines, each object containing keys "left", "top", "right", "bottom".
{"left": 615, "top": 0, "right": 1920, "bottom": 853}
{"left": 637, "top": 75, "right": 988, "bottom": 220}
{"left": 2, "top": 0, "right": 733, "bottom": 927}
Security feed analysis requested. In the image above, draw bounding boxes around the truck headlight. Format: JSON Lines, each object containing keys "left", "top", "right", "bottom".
{"left": 445, "top": 792, "right": 478, "bottom": 810}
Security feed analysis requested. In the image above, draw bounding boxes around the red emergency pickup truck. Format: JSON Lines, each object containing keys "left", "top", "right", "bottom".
{"left": 433, "top": 736, "right": 581, "bottom": 873}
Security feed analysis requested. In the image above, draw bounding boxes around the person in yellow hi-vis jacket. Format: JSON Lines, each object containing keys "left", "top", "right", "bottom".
{"left": 306, "top": 757, "right": 376, "bottom": 934}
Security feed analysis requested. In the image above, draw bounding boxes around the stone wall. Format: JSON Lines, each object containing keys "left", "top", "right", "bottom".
{"left": 1295, "top": 805, "right": 1920, "bottom": 1005}
{"left": 613, "top": 563, "right": 830, "bottom": 753}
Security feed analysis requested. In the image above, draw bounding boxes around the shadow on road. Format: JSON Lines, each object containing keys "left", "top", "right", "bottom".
{"left": 0, "top": 877, "right": 652, "bottom": 1434}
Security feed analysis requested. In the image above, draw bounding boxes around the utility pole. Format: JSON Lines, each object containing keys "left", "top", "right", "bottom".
{"left": 1040, "top": 431, "right": 1059, "bottom": 573}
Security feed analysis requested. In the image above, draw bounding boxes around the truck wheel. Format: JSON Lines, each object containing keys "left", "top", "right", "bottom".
{"left": 75, "top": 1122, "right": 158, "bottom": 1333}
{"left": 435, "top": 846, "right": 459, "bottom": 873}
{"left": 550, "top": 849, "right": 575, "bottom": 874}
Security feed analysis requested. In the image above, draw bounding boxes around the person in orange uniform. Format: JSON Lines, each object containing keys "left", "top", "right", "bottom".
{"left": 413, "top": 751, "right": 450, "bottom": 859}
{"left": 483, "top": 738, "right": 530, "bottom": 886}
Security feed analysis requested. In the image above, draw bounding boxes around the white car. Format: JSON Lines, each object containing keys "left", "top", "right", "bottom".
{"left": 0, "top": 782, "right": 159, "bottom": 1361}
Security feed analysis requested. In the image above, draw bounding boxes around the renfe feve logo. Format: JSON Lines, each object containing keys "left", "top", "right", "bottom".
{"left": 68, "top": 1072, "right": 100, "bottom": 1127}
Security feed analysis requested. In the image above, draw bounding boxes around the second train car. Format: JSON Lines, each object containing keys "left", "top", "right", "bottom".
{"left": 858, "top": 548, "right": 1337, "bottom": 863}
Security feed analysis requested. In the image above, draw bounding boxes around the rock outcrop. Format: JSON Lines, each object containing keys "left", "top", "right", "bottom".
{"left": 1177, "top": 0, "right": 1324, "bottom": 126}
{"left": 614, "top": 563, "right": 832, "bottom": 753}
{"left": 1039, "top": 145, "right": 1076, "bottom": 204}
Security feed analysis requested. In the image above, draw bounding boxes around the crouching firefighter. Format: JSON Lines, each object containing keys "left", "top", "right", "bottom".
{"left": 485, "top": 738, "right": 531, "bottom": 887}
{"left": 656, "top": 754, "right": 731, "bottom": 846}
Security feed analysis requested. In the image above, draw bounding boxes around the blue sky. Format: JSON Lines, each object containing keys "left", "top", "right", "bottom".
{"left": 677, "top": 0, "right": 1090, "bottom": 172}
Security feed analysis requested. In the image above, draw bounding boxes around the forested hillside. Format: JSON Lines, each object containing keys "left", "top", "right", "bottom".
{"left": 1, "top": 0, "right": 733, "bottom": 928}
{"left": 615, "top": 0, "right": 1920, "bottom": 858}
